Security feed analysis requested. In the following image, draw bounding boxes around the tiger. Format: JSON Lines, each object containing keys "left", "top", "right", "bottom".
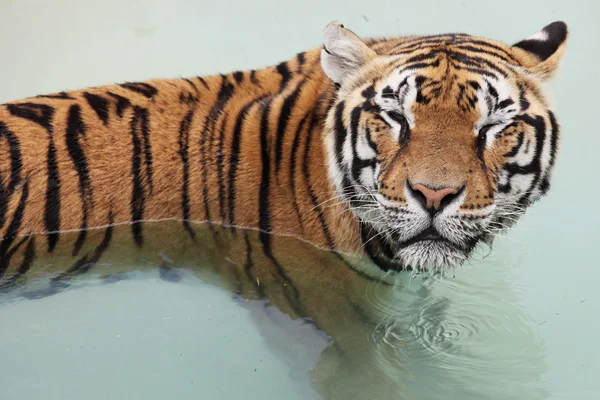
{"left": 0, "top": 20, "right": 567, "bottom": 397}
{"left": 0, "top": 20, "right": 567, "bottom": 282}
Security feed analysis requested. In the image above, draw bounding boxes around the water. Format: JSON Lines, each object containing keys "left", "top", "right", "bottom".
{"left": 1, "top": 0, "right": 599, "bottom": 399}
{"left": 0, "top": 224, "right": 549, "bottom": 400}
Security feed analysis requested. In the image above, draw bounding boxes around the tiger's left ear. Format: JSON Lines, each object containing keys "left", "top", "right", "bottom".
{"left": 511, "top": 21, "right": 569, "bottom": 80}
{"left": 320, "top": 21, "right": 377, "bottom": 84}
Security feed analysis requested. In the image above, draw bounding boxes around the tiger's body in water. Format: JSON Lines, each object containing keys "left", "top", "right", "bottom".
{"left": 0, "top": 21, "right": 567, "bottom": 398}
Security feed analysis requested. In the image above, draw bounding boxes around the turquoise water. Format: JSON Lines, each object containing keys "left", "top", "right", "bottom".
{"left": 1, "top": 0, "right": 598, "bottom": 399}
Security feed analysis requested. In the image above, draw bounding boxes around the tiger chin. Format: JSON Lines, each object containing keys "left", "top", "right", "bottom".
{"left": 0, "top": 21, "right": 568, "bottom": 287}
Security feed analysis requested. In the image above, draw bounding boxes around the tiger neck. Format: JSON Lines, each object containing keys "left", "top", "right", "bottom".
{"left": 178, "top": 48, "right": 365, "bottom": 256}
{"left": 0, "top": 48, "right": 366, "bottom": 261}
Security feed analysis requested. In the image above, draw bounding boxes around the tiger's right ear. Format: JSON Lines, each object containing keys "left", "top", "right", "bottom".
{"left": 511, "top": 21, "right": 569, "bottom": 81}
{"left": 321, "top": 21, "right": 377, "bottom": 84}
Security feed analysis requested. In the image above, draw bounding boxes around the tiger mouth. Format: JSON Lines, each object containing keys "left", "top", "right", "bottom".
{"left": 398, "top": 227, "right": 460, "bottom": 249}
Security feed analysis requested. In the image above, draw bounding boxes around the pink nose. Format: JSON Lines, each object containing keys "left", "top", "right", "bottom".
{"left": 411, "top": 183, "right": 459, "bottom": 210}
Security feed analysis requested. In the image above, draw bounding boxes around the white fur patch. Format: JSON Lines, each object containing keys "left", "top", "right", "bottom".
{"left": 359, "top": 167, "right": 376, "bottom": 188}
{"left": 474, "top": 77, "right": 519, "bottom": 148}
{"left": 526, "top": 30, "right": 549, "bottom": 42}
{"left": 356, "top": 129, "right": 377, "bottom": 160}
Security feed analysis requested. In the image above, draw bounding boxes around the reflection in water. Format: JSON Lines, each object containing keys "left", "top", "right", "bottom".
{"left": 0, "top": 222, "right": 547, "bottom": 399}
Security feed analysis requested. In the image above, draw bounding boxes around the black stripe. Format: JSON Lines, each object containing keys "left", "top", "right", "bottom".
{"left": 242, "top": 231, "right": 254, "bottom": 280}
{"left": 454, "top": 39, "right": 516, "bottom": 62}
{"left": 71, "top": 229, "right": 87, "bottom": 258}
{"left": 0, "top": 236, "right": 36, "bottom": 290}
{"left": 296, "top": 52, "right": 306, "bottom": 67}
{"left": 497, "top": 98, "right": 515, "bottom": 111}
{"left": 258, "top": 100, "right": 273, "bottom": 242}
{"left": 547, "top": 112, "right": 559, "bottom": 169}
{"left": 36, "top": 92, "right": 74, "bottom": 100}
{"left": 391, "top": 34, "right": 465, "bottom": 53}
{"left": 276, "top": 62, "right": 291, "bottom": 89}
{"left": 503, "top": 132, "right": 524, "bottom": 158}
{"left": 7, "top": 103, "right": 61, "bottom": 252}
{"left": 45, "top": 137, "right": 61, "bottom": 252}
{"left": 6, "top": 103, "right": 54, "bottom": 130}
{"left": 197, "top": 77, "right": 209, "bottom": 89}
{"left": 302, "top": 112, "right": 336, "bottom": 251}
{"left": 107, "top": 92, "right": 131, "bottom": 118}
{"left": 138, "top": 107, "right": 154, "bottom": 193}
{"left": 119, "top": 82, "right": 158, "bottom": 98}
{"left": 333, "top": 101, "right": 347, "bottom": 166}
{"left": 456, "top": 82, "right": 468, "bottom": 110}
{"left": 255, "top": 115, "right": 306, "bottom": 318}
{"left": 274, "top": 78, "right": 307, "bottom": 174}
{"left": 502, "top": 115, "right": 546, "bottom": 203}
{"left": 66, "top": 105, "right": 94, "bottom": 256}
{"left": 0, "top": 179, "right": 29, "bottom": 278}
{"left": 517, "top": 82, "right": 530, "bottom": 111}
{"left": 227, "top": 96, "right": 267, "bottom": 227}
{"left": 450, "top": 51, "right": 509, "bottom": 77}
{"left": 332, "top": 101, "right": 361, "bottom": 211}
{"left": 232, "top": 71, "right": 244, "bottom": 84}
{"left": 83, "top": 92, "right": 110, "bottom": 125}
{"left": 362, "top": 85, "right": 376, "bottom": 100}
{"left": 216, "top": 115, "right": 229, "bottom": 223}
{"left": 200, "top": 76, "right": 235, "bottom": 224}
{"left": 289, "top": 113, "right": 309, "bottom": 229}
{"left": 540, "top": 112, "right": 560, "bottom": 194}
{"left": 52, "top": 209, "right": 114, "bottom": 283}
{"left": 179, "top": 90, "right": 198, "bottom": 106}
{"left": 16, "top": 237, "right": 36, "bottom": 279}
{"left": 400, "top": 33, "right": 466, "bottom": 46}
{"left": 0, "top": 122, "right": 23, "bottom": 230}
{"left": 183, "top": 78, "right": 200, "bottom": 95}
{"left": 398, "top": 76, "right": 410, "bottom": 92}
{"left": 388, "top": 111, "right": 410, "bottom": 146}
{"left": 381, "top": 85, "right": 396, "bottom": 99}
{"left": 476, "top": 124, "right": 493, "bottom": 167}
{"left": 451, "top": 62, "right": 498, "bottom": 78}
{"left": 350, "top": 106, "right": 364, "bottom": 182}
{"left": 178, "top": 110, "right": 196, "bottom": 240}
{"left": 365, "top": 126, "right": 378, "bottom": 153}
{"left": 403, "top": 59, "right": 441, "bottom": 71}
{"left": 250, "top": 70, "right": 260, "bottom": 85}
{"left": 404, "top": 50, "right": 440, "bottom": 64}
{"left": 129, "top": 107, "right": 149, "bottom": 247}
{"left": 487, "top": 84, "right": 499, "bottom": 104}
{"left": 453, "top": 44, "right": 514, "bottom": 63}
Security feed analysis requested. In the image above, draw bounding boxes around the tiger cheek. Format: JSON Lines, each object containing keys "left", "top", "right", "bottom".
{"left": 486, "top": 124, "right": 525, "bottom": 181}
{"left": 372, "top": 127, "right": 407, "bottom": 197}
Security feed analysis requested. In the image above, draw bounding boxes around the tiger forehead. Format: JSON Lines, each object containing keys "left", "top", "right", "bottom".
{"left": 369, "top": 56, "right": 522, "bottom": 118}
{"left": 361, "top": 36, "right": 523, "bottom": 99}
{"left": 371, "top": 34, "right": 520, "bottom": 64}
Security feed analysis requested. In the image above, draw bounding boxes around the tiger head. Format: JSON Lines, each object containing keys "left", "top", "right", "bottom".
{"left": 322, "top": 21, "right": 568, "bottom": 271}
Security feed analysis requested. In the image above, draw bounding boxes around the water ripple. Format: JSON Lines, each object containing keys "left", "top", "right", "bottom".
{"left": 359, "top": 250, "right": 548, "bottom": 400}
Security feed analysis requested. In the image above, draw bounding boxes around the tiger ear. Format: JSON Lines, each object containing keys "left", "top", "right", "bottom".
{"left": 320, "top": 21, "right": 377, "bottom": 84}
{"left": 511, "top": 21, "right": 569, "bottom": 81}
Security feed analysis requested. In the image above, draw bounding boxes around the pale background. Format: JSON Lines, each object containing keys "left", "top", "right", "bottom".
{"left": 0, "top": 0, "right": 598, "bottom": 399}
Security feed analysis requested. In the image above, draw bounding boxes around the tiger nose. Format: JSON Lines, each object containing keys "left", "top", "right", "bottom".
{"left": 410, "top": 183, "right": 461, "bottom": 211}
